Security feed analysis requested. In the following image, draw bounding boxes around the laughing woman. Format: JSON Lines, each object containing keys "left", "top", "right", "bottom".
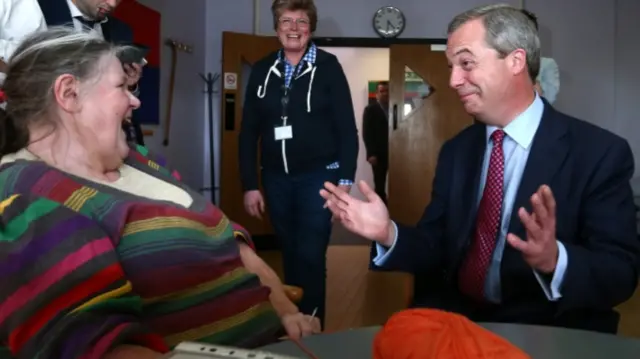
{"left": 239, "top": 0, "right": 358, "bottom": 328}
{"left": 0, "top": 27, "right": 320, "bottom": 359}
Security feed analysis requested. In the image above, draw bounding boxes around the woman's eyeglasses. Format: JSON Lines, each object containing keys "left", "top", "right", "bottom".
{"left": 278, "top": 17, "right": 310, "bottom": 29}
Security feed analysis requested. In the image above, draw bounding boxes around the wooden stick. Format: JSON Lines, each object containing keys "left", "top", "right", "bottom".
{"left": 162, "top": 39, "right": 193, "bottom": 146}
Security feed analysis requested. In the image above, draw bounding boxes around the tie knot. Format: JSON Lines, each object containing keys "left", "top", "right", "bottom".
{"left": 75, "top": 16, "right": 97, "bottom": 29}
{"left": 491, "top": 129, "right": 505, "bottom": 145}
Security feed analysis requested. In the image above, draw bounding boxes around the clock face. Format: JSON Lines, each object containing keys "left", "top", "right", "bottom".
{"left": 373, "top": 6, "right": 405, "bottom": 38}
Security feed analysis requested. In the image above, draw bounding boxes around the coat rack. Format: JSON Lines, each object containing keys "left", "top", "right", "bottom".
{"left": 163, "top": 38, "right": 193, "bottom": 146}
{"left": 200, "top": 72, "right": 220, "bottom": 204}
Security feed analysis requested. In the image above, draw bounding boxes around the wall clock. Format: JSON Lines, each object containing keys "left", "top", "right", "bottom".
{"left": 372, "top": 6, "right": 405, "bottom": 38}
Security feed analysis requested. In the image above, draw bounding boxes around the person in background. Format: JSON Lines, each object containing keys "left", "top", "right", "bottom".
{"left": 321, "top": 4, "right": 639, "bottom": 334}
{"left": 521, "top": 9, "right": 560, "bottom": 104}
{"left": 239, "top": 0, "right": 358, "bottom": 328}
{"left": 363, "top": 81, "right": 389, "bottom": 204}
{"left": 37, "top": 0, "right": 145, "bottom": 145}
{"left": 0, "top": 0, "right": 47, "bottom": 81}
{"left": 0, "top": 27, "right": 319, "bottom": 359}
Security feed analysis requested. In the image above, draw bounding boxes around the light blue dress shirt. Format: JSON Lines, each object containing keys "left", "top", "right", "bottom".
{"left": 374, "top": 95, "right": 568, "bottom": 302}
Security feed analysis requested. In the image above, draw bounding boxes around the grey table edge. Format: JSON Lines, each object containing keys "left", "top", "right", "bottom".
{"left": 260, "top": 323, "right": 640, "bottom": 358}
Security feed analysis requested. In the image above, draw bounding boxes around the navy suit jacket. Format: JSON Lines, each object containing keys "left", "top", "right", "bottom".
{"left": 376, "top": 101, "right": 640, "bottom": 333}
{"left": 38, "top": 0, "right": 145, "bottom": 146}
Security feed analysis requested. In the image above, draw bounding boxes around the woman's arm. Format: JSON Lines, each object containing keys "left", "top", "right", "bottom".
{"left": 230, "top": 222, "right": 298, "bottom": 317}
{"left": 236, "top": 240, "right": 299, "bottom": 317}
{"left": 0, "top": 194, "right": 168, "bottom": 359}
{"left": 236, "top": 240, "right": 320, "bottom": 338}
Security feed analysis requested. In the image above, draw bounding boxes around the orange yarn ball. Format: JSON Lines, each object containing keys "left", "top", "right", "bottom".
{"left": 373, "top": 309, "right": 531, "bottom": 359}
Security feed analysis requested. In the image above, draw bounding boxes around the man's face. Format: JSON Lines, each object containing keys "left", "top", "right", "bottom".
{"left": 376, "top": 84, "right": 389, "bottom": 105}
{"left": 446, "top": 19, "right": 513, "bottom": 122}
{"left": 74, "top": 0, "right": 121, "bottom": 20}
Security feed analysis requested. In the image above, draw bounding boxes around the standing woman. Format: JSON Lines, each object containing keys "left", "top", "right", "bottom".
{"left": 239, "top": 0, "right": 358, "bottom": 327}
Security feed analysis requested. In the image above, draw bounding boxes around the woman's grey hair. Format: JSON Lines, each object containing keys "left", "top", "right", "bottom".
{"left": 0, "top": 26, "right": 128, "bottom": 157}
{"left": 447, "top": 3, "right": 540, "bottom": 82}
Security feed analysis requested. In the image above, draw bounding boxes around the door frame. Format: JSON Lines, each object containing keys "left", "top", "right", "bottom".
{"left": 309, "top": 37, "right": 453, "bottom": 308}
{"left": 221, "top": 35, "right": 446, "bottom": 251}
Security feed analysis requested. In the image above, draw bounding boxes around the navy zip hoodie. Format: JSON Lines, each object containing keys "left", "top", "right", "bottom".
{"left": 239, "top": 47, "right": 358, "bottom": 191}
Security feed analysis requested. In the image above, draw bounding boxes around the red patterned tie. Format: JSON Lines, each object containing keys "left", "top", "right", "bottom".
{"left": 458, "top": 129, "right": 505, "bottom": 301}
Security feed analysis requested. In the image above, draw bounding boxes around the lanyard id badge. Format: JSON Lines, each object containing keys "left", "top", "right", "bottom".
{"left": 275, "top": 85, "right": 293, "bottom": 140}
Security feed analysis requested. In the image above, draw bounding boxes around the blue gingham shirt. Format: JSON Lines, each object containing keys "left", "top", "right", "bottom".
{"left": 280, "top": 44, "right": 353, "bottom": 187}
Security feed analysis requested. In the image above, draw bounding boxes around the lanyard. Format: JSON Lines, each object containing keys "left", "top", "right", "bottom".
{"left": 280, "top": 59, "right": 306, "bottom": 120}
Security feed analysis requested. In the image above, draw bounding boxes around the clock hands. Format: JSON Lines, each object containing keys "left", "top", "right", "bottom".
{"left": 386, "top": 20, "right": 395, "bottom": 33}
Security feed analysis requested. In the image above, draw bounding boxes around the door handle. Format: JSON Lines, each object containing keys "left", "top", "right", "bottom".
{"left": 392, "top": 104, "right": 398, "bottom": 130}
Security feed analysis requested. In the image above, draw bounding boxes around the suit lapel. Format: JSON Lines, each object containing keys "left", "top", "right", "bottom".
{"left": 507, "top": 102, "right": 569, "bottom": 234}
{"left": 457, "top": 124, "right": 487, "bottom": 245}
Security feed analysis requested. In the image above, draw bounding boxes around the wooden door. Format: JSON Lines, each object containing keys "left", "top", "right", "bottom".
{"left": 220, "top": 32, "right": 281, "bottom": 236}
{"left": 387, "top": 44, "right": 473, "bottom": 303}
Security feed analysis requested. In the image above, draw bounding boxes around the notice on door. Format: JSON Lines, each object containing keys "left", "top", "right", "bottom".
{"left": 224, "top": 72, "right": 238, "bottom": 90}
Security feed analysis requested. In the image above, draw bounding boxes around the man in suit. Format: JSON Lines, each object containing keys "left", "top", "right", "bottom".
{"left": 320, "top": 4, "right": 640, "bottom": 334}
{"left": 37, "top": 0, "right": 145, "bottom": 146}
{"left": 363, "top": 81, "right": 389, "bottom": 204}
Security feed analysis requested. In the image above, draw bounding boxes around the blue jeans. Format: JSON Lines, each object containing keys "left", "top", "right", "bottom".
{"left": 262, "top": 167, "right": 338, "bottom": 326}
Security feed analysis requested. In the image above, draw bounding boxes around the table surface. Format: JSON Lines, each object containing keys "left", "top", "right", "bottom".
{"left": 260, "top": 323, "right": 640, "bottom": 358}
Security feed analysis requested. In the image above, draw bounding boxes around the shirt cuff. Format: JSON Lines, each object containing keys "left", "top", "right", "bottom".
{"left": 533, "top": 240, "right": 567, "bottom": 301}
{"left": 372, "top": 221, "right": 398, "bottom": 266}
{"left": 338, "top": 179, "right": 354, "bottom": 186}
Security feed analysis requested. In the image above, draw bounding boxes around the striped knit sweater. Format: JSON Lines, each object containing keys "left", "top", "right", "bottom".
{"left": 0, "top": 146, "right": 282, "bottom": 359}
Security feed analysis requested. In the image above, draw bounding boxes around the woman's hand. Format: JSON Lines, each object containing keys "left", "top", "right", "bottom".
{"left": 281, "top": 312, "right": 321, "bottom": 340}
{"left": 243, "top": 190, "right": 265, "bottom": 219}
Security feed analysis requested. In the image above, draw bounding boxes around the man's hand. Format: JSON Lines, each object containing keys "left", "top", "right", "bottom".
{"left": 367, "top": 156, "right": 378, "bottom": 166}
{"left": 281, "top": 312, "right": 321, "bottom": 340}
{"left": 320, "top": 180, "right": 392, "bottom": 245}
{"left": 507, "top": 185, "right": 559, "bottom": 273}
{"left": 124, "top": 63, "right": 143, "bottom": 87}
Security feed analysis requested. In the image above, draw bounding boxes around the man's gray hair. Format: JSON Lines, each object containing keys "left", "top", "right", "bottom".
{"left": 447, "top": 3, "right": 540, "bottom": 81}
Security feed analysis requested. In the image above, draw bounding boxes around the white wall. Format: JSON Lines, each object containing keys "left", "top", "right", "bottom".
{"left": 136, "top": 0, "right": 207, "bottom": 193}
{"left": 320, "top": 47, "right": 389, "bottom": 201}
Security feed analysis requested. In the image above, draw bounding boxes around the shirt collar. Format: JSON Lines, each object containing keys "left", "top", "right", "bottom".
{"left": 303, "top": 43, "right": 316, "bottom": 64}
{"left": 486, "top": 94, "right": 544, "bottom": 149}
{"left": 66, "top": 0, "right": 109, "bottom": 24}
{"left": 279, "top": 43, "right": 316, "bottom": 65}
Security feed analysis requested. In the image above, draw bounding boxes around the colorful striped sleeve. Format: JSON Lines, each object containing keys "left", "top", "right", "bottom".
{"left": 0, "top": 194, "right": 169, "bottom": 359}
{"left": 231, "top": 221, "right": 256, "bottom": 251}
